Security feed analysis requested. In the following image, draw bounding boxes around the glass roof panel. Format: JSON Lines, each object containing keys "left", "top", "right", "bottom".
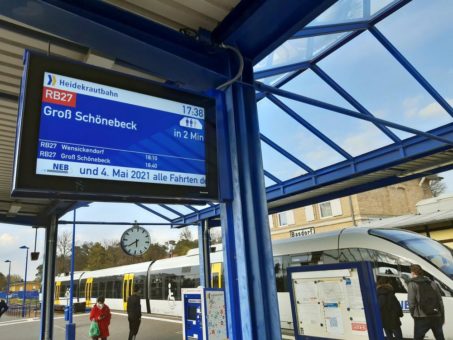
{"left": 279, "top": 68, "right": 356, "bottom": 109}
{"left": 306, "top": 0, "right": 400, "bottom": 27}
{"left": 317, "top": 30, "right": 453, "bottom": 139}
{"left": 254, "top": 32, "right": 349, "bottom": 72}
{"left": 278, "top": 96, "right": 393, "bottom": 157}
{"left": 259, "top": 73, "right": 293, "bottom": 86}
{"left": 258, "top": 97, "right": 344, "bottom": 171}
{"left": 376, "top": 0, "right": 453, "bottom": 101}
{"left": 261, "top": 142, "right": 306, "bottom": 181}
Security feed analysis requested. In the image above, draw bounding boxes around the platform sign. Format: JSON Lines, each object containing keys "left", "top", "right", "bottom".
{"left": 287, "top": 262, "right": 384, "bottom": 340}
{"left": 12, "top": 52, "right": 218, "bottom": 203}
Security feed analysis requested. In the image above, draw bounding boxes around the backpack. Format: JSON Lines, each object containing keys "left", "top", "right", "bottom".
{"left": 417, "top": 280, "right": 441, "bottom": 315}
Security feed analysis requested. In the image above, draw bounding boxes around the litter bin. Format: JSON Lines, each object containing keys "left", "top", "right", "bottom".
{"left": 64, "top": 306, "right": 70, "bottom": 321}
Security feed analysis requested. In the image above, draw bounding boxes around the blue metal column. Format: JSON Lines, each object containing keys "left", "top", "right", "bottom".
{"left": 65, "top": 209, "right": 76, "bottom": 340}
{"left": 219, "top": 60, "right": 281, "bottom": 340}
{"left": 40, "top": 215, "right": 58, "bottom": 340}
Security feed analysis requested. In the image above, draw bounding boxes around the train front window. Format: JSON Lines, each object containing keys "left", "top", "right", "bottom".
{"left": 370, "top": 229, "right": 453, "bottom": 279}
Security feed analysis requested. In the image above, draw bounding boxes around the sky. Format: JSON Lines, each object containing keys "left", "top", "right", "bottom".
{"left": 1, "top": 0, "right": 453, "bottom": 279}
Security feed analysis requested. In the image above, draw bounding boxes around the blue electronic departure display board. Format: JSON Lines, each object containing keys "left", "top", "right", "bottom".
{"left": 38, "top": 73, "right": 206, "bottom": 187}
{"left": 12, "top": 52, "right": 218, "bottom": 203}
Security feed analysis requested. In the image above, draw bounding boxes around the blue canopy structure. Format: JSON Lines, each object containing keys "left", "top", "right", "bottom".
{"left": 0, "top": 1, "right": 452, "bottom": 339}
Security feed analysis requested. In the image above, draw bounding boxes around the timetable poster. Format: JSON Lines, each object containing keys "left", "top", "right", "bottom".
{"left": 36, "top": 72, "right": 207, "bottom": 187}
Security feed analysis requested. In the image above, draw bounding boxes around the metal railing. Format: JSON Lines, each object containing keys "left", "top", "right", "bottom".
{"left": 5, "top": 302, "right": 40, "bottom": 318}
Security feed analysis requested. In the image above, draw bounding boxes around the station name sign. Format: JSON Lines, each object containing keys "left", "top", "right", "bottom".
{"left": 290, "top": 227, "right": 315, "bottom": 238}
{"left": 12, "top": 52, "right": 218, "bottom": 203}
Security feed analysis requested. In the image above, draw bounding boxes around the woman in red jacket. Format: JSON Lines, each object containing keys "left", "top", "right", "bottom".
{"left": 89, "top": 296, "right": 111, "bottom": 340}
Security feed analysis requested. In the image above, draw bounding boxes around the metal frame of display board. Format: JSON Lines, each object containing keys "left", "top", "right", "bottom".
{"left": 287, "top": 261, "right": 384, "bottom": 340}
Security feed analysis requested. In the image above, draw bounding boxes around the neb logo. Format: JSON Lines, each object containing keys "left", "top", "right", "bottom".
{"left": 53, "top": 163, "right": 68, "bottom": 171}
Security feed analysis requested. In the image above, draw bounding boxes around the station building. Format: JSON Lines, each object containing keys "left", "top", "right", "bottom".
{"left": 269, "top": 178, "right": 433, "bottom": 240}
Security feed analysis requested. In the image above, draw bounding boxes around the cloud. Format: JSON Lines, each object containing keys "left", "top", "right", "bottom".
{"left": 403, "top": 96, "right": 453, "bottom": 119}
{"left": 341, "top": 124, "right": 391, "bottom": 156}
{"left": 0, "top": 233, "right": 15, "bottom": 245}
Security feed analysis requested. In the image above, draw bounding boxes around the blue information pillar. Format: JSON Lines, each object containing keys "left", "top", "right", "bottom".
{"left": 218, "top": 59, "right": 281, "bottom": 340}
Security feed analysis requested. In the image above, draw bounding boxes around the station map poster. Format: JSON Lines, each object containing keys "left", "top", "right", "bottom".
{"left": 287, "top": 262, "right": 384, "bottom": 340}
{"left": 12, "top": 51, "right": 218, "bottom": 202}
{"left": 205, "top": 289, "right": 228, "bottom": 340}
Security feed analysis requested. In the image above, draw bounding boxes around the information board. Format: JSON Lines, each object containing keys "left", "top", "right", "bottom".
{"left": 288, "top": 262, "right": 384, "bottom": 340}
{"left": 12, "top": 51, "right": 218, "bottom": 202}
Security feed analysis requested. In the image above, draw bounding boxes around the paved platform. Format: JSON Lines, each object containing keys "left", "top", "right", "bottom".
{"left": 0, "top": 311, "right": 182, "bottom": 339}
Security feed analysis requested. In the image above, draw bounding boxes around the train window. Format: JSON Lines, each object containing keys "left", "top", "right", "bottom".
{"left": 290, "top": 251, "right": 322, "bottom": 266}
{"left": 322, "top": 250, "right": 339, "bottom": 264}
{"left": 135, "top": 275, "right": 145, "bottom": 298}
{"left": 274, "top": 257, "right": 286, "bottom": 292}
{"left": 74, "top": 283, "right": 79, "bottom": 299}
{"left": 113, "top": 280, "right": 122, "bottom": 299}
{"left": 149, "top": 275, "right": 163, "bottom": 300}
{"left": 212, "top": 273, "right": 219, "bottom": 288}
{"left": 105, "top": 281, "right": 113, "bottom": 298}
{"left": 99, "top": 281, "right": 106, "bottom": 298}
{"left": 92, "top": 282, "right": 98, "bottom": 298}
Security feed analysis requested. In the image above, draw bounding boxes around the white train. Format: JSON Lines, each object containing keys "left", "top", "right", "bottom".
{"left": 55, "top": 227, "right": 453, "bottom": 339}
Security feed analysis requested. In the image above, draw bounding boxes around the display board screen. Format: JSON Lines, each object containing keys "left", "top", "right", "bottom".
{"left": 12, "top": 52, "right": 218, "bottom": 203}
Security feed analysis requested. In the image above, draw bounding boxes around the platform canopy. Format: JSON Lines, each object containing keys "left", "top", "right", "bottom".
{"left": 0, "top": 0, "right": 452, "bottom": 227}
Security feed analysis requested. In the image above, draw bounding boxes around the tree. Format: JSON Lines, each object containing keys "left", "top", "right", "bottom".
{"left": 56, "top": 231, "right": 72, "bottom": 274}
{"left": 144, "top": 243, "right": 168, "bottom": 261}
{"left": 210, "top": 227, "right": 222, "bottom": 244}
{"left": 429, "top": 179, "right": 446, "bottom": 197}
{"left": 86, "top": 242, "right": 109, "bottom": 270}
{"left": 0, "top": 272, "right": 6, "bottom": 290}
{"left": 35, "top": 264, "right": 43, "bottom": 282}
{"left": 180, "top": 227, "right": 193, "bottom": 241}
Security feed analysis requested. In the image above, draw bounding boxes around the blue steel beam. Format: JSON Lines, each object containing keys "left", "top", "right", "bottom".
{"left": 291, "top": 21, "right": 369, "bottom": 39}
{"left": 158, "top": 204, "right": 183, "bottom": 217}
{"left": 0, "top": 0, "right": 229, "bottom": 91}
{"left": 263, "top": 170, "right": 282, "bottom": 184}
{"left": 213, "top": 0, "right": 336, "bottom": 62}
{"left": 171, "top": 122, "right": 453, "bottom": 225}
{"left": 255, "top": 0, "right": 412, "bottom": 99}
{"left": 135, "top": 203, "right": 172, "bottom": 222}
{"left": 310, "top": 64, "right": 400, "bottom": 142}
{"left": 260, "top": 134, "right": 314, "bottom": 173}
{"left": 370, "top": 26, "right": 453, "bottom": 118}
{"left": 254, "top": 61, "right": 310, "bottom": 80}
{"left": 266, "top": 94, "right": 353, "bottom": 159}
{"left": 256, "top": 82, "right": 453, "bottom": 147}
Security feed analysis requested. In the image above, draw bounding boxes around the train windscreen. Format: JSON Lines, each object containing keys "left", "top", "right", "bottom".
{"left": 369, "top": 228, "right": 453, "bottom": 279}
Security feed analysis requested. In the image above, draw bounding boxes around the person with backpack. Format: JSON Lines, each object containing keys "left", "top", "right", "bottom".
{"left": 376, "top": 276, "right": 403, "bottom": 339}
{"left": 408, "top": 264, "right": 445, "bottom": 340}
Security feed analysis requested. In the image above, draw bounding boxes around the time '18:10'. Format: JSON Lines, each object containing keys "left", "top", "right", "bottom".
{"left": 182, "top": 105, "right": 204, "bottom": 118}
{"left": 145, "top": 154, "right": 158, "bottom": 161}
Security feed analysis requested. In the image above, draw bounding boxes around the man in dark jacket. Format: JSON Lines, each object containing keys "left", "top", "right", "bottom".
{"left": 408, "top": 264, "right": 445, "bottom": 340}
{"left": 377, "top": 277, "right": 403, "bottom": 340}
{"left": 127, "top": 286, "right": 142, "bottom": 340}
{"left": 0, "top": 299, "right": 8, "bottom": 317}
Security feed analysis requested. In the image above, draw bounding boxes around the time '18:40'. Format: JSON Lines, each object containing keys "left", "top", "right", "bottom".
{"left": 145, "top": 163, "right": 158, "bottom": 169}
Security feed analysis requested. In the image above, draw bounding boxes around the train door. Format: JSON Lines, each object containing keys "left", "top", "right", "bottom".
{"left": 211, "top": 263, "right": 222, "bottom": 288}
{"left": 85, "top": 278, "right": 93, "bottom": 307}
{"left": 55, "top": 281, "right": 61, "bottom": 305}
{"left": 122, "top": 273, "right": 134, "bottom": 311}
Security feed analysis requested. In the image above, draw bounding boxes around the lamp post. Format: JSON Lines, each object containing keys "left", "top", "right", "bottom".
{"left": 4, "top": 260, "right": 11, "bottom": 304}
{"left": 19, "top": 245, "right": 29, "bottom": 318}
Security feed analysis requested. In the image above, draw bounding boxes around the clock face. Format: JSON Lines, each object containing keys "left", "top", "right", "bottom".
{"left": 120, "top": 226, "right": 151, "bottom": 256}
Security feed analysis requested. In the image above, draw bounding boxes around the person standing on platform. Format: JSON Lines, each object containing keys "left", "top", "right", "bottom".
{"left": 408, "top": 264, "right": 445, "bottom": 340}
{"left": 127, "top": 286, "right": 142, "bottom": 340}
{"left": 376, "top": 276, "right": 403, "bottom": 340}
{"left": 0, "top": 299, "right": 8, "bottom": 317}
{"left": 89, "top": 296, "right": 111, "bottom": 340}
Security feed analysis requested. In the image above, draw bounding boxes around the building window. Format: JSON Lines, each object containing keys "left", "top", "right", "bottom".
{"left": 305, "top": 205, "right": 315, "bottom": 221}
{"left": 318, "top": 199, "right": 342, "bottom": 218}
{"left": 268, "top": 215, "right": 274, "bottom": 228}
{"left": 277, "top": 210, "right": 295, "bottom": 226}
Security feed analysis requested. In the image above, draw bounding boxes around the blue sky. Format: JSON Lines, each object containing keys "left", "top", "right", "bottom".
{"left": 1, "top": 0, "right": 453, "bottom": 278}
